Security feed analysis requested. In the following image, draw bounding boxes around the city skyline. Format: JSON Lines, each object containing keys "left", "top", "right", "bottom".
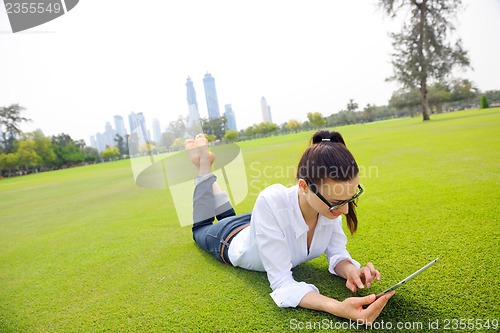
{"left": 90, "top": 71, "right": 242, "bottom": 152}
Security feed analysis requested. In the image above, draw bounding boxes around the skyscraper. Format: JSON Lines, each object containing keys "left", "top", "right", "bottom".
{"left": 261, "top": 96, "right": 272, "bottom": 123}
{"left": 186, "top": 76, "right": 201, "bottom": 128}
{"left": 129, "top": 111, "right": 139, "bottom": 134}
{"left": 114, "top": 115, "right": 127, "bottom": 138}
{"left": 203, "top": 72, "right": 221, "bottom": 120}
{"left": 104, "top": 121, "right": 116, "bottom": 147}
{"left": 224, "top": 104, "right": 237, "bottom": 131}
{"left": 152, "top": 118, "right": 161, "bottom": 143}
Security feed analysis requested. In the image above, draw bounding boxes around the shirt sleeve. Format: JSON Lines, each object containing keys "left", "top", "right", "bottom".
{"left": 253, "top": 194, "right": 319, "bottom": 308}
{"left": 325, "top": 218, "right": 360, "bottom": 276}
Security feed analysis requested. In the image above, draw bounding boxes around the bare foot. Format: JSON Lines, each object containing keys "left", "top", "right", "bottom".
{"left": 185, "top": 134, "right": 215, "bottom": 174}
{"left": 184, "top": 138, "right": 201, "bottom": 168}
{"left": 195, "top": 134, "right": 215, "bottom": 175}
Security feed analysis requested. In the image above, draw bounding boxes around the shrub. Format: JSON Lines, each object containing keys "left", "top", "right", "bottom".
{"left": 479, "top": 95, "right": 490, "bottom": 109}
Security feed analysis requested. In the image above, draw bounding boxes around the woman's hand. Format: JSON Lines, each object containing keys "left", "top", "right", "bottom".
{"left": 345, "top": 262, "right": 381, "bottom": 292}
{"left": 338, "top": 291, "right": 396, "bottom": 326}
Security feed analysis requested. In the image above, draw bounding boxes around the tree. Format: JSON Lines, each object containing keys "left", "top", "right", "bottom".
{"left": 201, "top": 116, "right": 227, "bottom": 140}
{"left": 167, "top": 116, "right": 186, "bottom": 139}
{"left": 0, "top": 104, "right": 30, "bottom": 154}
{"left": 0, "top": 153, "right": 18, "bottom": 177}
{"left": 255, "top": 122, "right": 279, "bottom": 137}
{"left": 51, "top": 133, "right": 84, "bottom": 168}
{"left": 479, "top": 96, "right": 490, "bottom": 109}
{"left": 389, "top": 88, "right": 421, "bottom": 116}
{"left": 170, "top": 137, "right": 185, "bottom": 150}
{"left": 16, "top": 140, "right": 42, "bottom": 173}
{"left": 101, "top": 146, "right": 120, "bottom": 160}
{"left": 83, "top": 146, "right": 100, "bottom": 163}
{"left": 450, "top": 78, "right": 478, "bottom": 103}
{"left": 484, "top": 90, "right": 500, "bottom": 104}
{"left": 21, "top": 130, "right": 56, "bottom": 170}
{"left": 285, "top": 119, "right": 301, "bottom": 132}
{"left": 346, "top": 99, "right": 359, "bottom": 112}
{"left": 307, "top": 112, "right": 327, "bottom": 128}
{"left": 114, "top": 134, "right": 127, "bottom": 156}
{"left": 363, "top": 104, "right": 377, "bottom": 123}
{"left": 223, "top": 130, "right": 238, "bottom": 142}
{"left": 244, "top": 125, "right": 255, "bottom": 138}
{"left": 428, "top": 81, "right": 451, "bottom": 113}
{"left": 379, "top": 0, "right": 470, "bottom": 121}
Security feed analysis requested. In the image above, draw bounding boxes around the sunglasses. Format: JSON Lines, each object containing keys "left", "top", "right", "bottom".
{"left": 305, "top": 179, "right": 364, "bottom": 211}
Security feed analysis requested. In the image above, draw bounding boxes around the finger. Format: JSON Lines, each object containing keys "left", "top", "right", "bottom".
{"left": 366, "top": 262, "right": 380, "bottom": 280}
{"left": 362, "top": 291, "right": 395, "bottom": 323}
{"left": 346, "top": 279, "right": 357, "bottom": 293}
{"left": 353, "top": 273, "right": 365, "bottom": 290}
{"left": 369, "top": 291, "right": 396, "bottom": 309}
{"left": 354, "top": 294, "right": 376, "bottom": 307}
{"left": 360, "top": 266, "right": 373, "bottom": 288}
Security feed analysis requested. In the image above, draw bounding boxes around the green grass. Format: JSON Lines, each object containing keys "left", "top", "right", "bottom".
{"left": 1, "top": 108, "right": 499, "bottom": 332}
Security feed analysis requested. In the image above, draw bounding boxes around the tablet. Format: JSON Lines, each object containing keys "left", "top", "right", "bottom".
{"left": 375, "top": 258, "right": 439, "bottom": 299}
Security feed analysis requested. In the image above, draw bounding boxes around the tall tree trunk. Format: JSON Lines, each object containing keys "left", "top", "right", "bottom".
{"left": 420, "top": 81, "right": 431, "bottom": 120}
{"left": 418, "top": 0, "right": 431, "bottom": 121}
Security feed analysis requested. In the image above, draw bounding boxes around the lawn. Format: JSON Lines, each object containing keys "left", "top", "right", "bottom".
{"left": 0, "top": 108, "right": 499, "bottom": 332}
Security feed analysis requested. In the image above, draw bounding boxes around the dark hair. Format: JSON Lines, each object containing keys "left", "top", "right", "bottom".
{"left": 297, "top": 130, "right": 359, "bottom": 234}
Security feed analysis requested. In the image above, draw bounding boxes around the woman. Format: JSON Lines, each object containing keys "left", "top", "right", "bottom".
{"left": 185, "top": 130, "right": 394, "bottom": 324}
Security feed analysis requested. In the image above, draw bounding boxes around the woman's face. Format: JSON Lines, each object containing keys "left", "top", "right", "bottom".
{"left": 301, "top": 175, "right": 360, "bottom": 219}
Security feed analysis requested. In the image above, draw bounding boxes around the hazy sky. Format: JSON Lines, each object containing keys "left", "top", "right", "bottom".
{"left": 1, "top": 0, "right": 499, "bottom": 145}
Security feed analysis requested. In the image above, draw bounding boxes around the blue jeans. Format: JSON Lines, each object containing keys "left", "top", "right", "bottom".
{"left": 192, "top": 174, "right": 251, "bottom": 264}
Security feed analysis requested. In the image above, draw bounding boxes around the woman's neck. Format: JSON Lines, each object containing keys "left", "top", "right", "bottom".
{"left": 298, "top": 190, "right": 318, "bottom": 224}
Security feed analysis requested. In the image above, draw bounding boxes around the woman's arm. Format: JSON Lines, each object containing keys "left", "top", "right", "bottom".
{"left": 299, "top": 290, "right": 395, "bottom": 326}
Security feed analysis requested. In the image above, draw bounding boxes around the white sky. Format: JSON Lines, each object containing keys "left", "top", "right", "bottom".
{"left": 1, "top": 0, "right": 499, "bottom": 145}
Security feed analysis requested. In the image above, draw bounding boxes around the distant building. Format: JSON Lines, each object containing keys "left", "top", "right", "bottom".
{"left": 224, "top": 104, "right": 237, "bottom": 131}
{"left": 136, "top": 112, "right": 146, "bottom": 133}
{"left": 152, "top": 118, "right": 161, "bottom": 143}
{"left": 104, "top": 121, "right": 116, "bottom": 147}
{"left": 129, "top": 111, "right": 140, "bottom": 134}
{"left": 114, "top": 115, "right": 127, "bottom": 138}
{"left": 128, "top": 111, "right": 149, "bottom": 140}
{"left": 261, "top": 96, "right": 272, "bottom": 123}
{"left": 203, "top": 72, "right": 221, "bottom": 120}
{"left": 95, "top": 132, "right": 106, "bottom": 152}
{"left": 90, "top": 135, "right": 97, "bottom": 150}
{"left": 186, "top": 76, "right": 201, "bottom": 128}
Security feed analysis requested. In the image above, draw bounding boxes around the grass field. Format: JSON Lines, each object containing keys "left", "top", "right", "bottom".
{"left": 1, "top": 108, "right": 499, "bottom": 332}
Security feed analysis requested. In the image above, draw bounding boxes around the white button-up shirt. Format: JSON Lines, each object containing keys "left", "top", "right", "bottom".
{"left": 228, "top": 184, "right": 360, "bottom": 308}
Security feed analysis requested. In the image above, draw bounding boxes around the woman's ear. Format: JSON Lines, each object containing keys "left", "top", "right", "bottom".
{"left": 297, "top": 179, "right": 308, "bottom": 193}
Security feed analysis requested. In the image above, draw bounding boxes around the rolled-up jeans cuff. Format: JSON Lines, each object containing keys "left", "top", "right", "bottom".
{"left": 193, "top": 174, "right": 217, "bottom": 224}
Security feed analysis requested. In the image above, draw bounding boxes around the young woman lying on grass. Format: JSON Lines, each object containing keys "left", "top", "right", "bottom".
{"left": 185, "top": 130, "right": 394, "bottom": 325}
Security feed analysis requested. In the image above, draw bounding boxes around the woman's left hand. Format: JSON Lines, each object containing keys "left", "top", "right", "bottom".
{"left": 345, "top": 262, "right": 381, "bottom": 292}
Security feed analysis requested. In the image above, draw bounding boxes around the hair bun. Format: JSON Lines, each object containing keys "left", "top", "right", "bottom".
{"left": 311, "top": 130, "right": 346, "bottom": 146}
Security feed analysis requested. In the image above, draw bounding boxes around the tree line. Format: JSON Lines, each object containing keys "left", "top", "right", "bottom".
{"left": 0, "top": 104, "right": 125, "bottom": 177}
{"left": 2, "top": 84, "right": 497, "bottom": 177}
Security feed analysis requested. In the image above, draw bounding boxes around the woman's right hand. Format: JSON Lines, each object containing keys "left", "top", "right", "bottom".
{"left": 337, "top": 291, "right": 395, "bottom": 326}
